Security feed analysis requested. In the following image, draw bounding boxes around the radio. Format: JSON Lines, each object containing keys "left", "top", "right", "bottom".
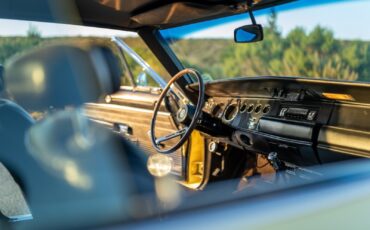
{"left": 279, "top": 107, "right": 317, "bottom": 121}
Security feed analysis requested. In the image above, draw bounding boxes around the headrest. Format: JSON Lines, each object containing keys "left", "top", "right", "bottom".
{"left": 4, "top": 43, "right": 121, "bottom": 110}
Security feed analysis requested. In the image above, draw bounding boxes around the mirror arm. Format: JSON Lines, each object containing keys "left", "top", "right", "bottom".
{"left": 246, "top": 0, "right": 257, "bottom": 25}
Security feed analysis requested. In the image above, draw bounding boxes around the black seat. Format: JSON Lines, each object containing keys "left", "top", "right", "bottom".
{"left": 0, "top": 64, "right": 35, "bottom": 190}
{"left": 0, "top": 99, "right": 35, "bottom": 180}
{"left": 0, "top": 44, "right": 155, "bottom": 229}
{"left": 0, "top": 100, "right": 154, "bottom": 228}
{"left": 0, "top": 98, "right": 35, "bottom": 222}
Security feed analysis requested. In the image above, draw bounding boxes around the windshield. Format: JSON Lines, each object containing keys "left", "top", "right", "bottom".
{"left": 159, "top": 0, "right": 370, "bottom": 83}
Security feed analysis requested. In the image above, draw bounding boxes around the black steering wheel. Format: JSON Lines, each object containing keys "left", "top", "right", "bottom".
{"left": 150, "top": 68, "right": 205, "bottom": 154}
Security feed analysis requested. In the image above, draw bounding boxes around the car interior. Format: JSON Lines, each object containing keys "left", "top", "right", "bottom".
{"left": 0, "top": 0, "right": 370, "bottom": 229}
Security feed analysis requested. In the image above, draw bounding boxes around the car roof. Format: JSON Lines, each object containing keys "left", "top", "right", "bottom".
{"left": 0, "top": 0, "right": 292, "bottom": 31}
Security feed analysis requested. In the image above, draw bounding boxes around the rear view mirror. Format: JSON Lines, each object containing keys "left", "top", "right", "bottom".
{"left": 234, "top": 24, "right": 263, "bottom": 43}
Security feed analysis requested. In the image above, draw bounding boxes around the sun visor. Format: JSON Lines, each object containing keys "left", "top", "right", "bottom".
{"left": 131, "top": 2, "right": 245, "bottom": 27}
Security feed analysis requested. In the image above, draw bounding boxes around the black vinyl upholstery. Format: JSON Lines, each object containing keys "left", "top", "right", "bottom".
{"left": 0, "top": 99, "right": 155, "bottom": 228}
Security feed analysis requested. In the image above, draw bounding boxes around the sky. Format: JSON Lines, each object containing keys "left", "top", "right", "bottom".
{"left": 0, "top": 0, "right": 370, "bottom": 40}
{"left": 184, "top": 0, "right": 370, "bottom": 41}
{"left": 0, "top": 19, "right": 136, "bottom": 38}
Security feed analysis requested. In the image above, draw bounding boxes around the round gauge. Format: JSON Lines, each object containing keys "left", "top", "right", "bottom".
{"left": 263, "top": 105, "right": 271, "bottom": 114}
{"left": 240, "top": 101, "right": 248, "bottom": 113}
{"left": 254, "top": 104, "right": 262, "bottom": 114}
{"left": 223, "top": 103, "right": 239, "bottom": 122}
{"left": 247, "top": 104, "right": 254, "bottom": 113}
{"left": 211, "top": 104, "right": 223, "bottom": 117}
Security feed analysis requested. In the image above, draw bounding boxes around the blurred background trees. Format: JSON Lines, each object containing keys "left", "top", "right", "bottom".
{"left": 1, "top": 12, "right": 370, "bottom": 83}
{"left": 171, "top": 9, "right": 370, "bottom": 82}
{"left": 0, "top": 24, "right": 42, "bottom": 64}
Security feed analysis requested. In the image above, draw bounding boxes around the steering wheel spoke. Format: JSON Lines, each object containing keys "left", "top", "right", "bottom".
{"left": 155, "top": 128, "right": 188, "bottom": 145}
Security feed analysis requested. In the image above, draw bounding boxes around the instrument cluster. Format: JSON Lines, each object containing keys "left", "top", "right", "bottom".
{"left": 204, "top": 98, "right": 275, "bottom": 131}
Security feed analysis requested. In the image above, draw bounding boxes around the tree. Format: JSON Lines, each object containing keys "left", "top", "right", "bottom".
{"left": 267, "top": 8, "right": 280, "bottom": 37}
{"left": 27, "top": 24, "right": 41, "bottom": 39}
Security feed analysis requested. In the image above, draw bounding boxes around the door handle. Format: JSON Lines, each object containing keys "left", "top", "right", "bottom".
{"left": 113, "top": 123, "right": 133, "bottom": 136}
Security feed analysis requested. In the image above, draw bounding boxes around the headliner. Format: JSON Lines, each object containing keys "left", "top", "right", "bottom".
{"left": 0, "top": 0, "right": 293, "bottom": 31}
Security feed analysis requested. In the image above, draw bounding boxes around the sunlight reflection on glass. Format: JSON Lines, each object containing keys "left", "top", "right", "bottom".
{"left": 155, "top": 177, "right": 182, "bottom": 210}
{"left": 64, "top": 161, "right": 92, "bottom": 190}
{"left": 31, "top": 64, "right": 45, "bottom": 92}
{"left": 25, "top": 111, "right": 96, "bottom": 191}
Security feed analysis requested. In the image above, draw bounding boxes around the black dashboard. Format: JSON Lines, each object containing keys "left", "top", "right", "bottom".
{"left": 188, "top": 76, "right": 370, "bottom": 166}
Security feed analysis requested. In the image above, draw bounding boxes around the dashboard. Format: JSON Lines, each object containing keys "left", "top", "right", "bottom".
{"left": 189, "top": 77, "right": 370, "bottom": 166}
{"left": 203, "top": 96, "right": 331, "bottom": 166}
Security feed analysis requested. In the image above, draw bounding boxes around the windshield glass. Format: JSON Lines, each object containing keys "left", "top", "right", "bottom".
{"left": 159, "top": 0, "right": 370, "bottom": 82}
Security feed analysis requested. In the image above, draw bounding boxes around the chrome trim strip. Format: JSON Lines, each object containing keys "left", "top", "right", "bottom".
{"left": 111, "top": 36, "right": 167, "bottom": 88}
{"left": 85, "top": 103, "right": 171, "bottom": 116}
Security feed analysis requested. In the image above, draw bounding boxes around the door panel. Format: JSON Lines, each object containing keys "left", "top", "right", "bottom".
{"left": 84, "top": 88, "right": 185, "bottom": 177}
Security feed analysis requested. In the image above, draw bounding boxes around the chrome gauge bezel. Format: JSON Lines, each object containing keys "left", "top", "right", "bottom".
{"left": 222, "top": 103, "right": 239, "bottom": 123}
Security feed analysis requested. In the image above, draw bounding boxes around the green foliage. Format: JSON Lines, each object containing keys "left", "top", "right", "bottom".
{"left": 0, "top": 37, "right": 43, "bottom": 64}
{"left": 0, "top": 35, "right": 169, "bottom": 87}
{"left": 1, "top": 13, "right": 370, "bottom": 84}
{"left": 122, "top": 37, "right": 170, "bottom": 85}
{"left": 27, "top": 24, "right": 42, "bottom": 39}
{"left": 169, "top": 11, "right": 370, "bottom": 82}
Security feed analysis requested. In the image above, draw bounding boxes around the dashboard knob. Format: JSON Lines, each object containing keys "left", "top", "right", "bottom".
{"left": 208, "top": 141, "right": 219, "bottom": 153}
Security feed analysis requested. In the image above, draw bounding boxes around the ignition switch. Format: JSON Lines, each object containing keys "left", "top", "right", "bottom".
{"left": 209, "top": 141, "right": 219, "bottom": 153}
{"left": 208, "top": 141, "right": 227, "bottom": 154}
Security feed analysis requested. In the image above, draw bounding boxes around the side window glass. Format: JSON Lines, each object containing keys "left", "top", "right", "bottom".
{"left": 0, "top": 19, "right": 169, "bottom": 90}
{"left": 119, "top": 37, "right": 170, "bottom": 87}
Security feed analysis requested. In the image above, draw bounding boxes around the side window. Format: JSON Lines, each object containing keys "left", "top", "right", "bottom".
{"left": 0, "top": 24, "right": 43, "bottom": 66}
{"left": 0, "top": 19, "right": 169, "bottom": 90}
{"left": 119, "top": 37, "right": 170, "bottom": 87}
{"left": 0, "top": 19, "right": 171, "bottom": 119}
